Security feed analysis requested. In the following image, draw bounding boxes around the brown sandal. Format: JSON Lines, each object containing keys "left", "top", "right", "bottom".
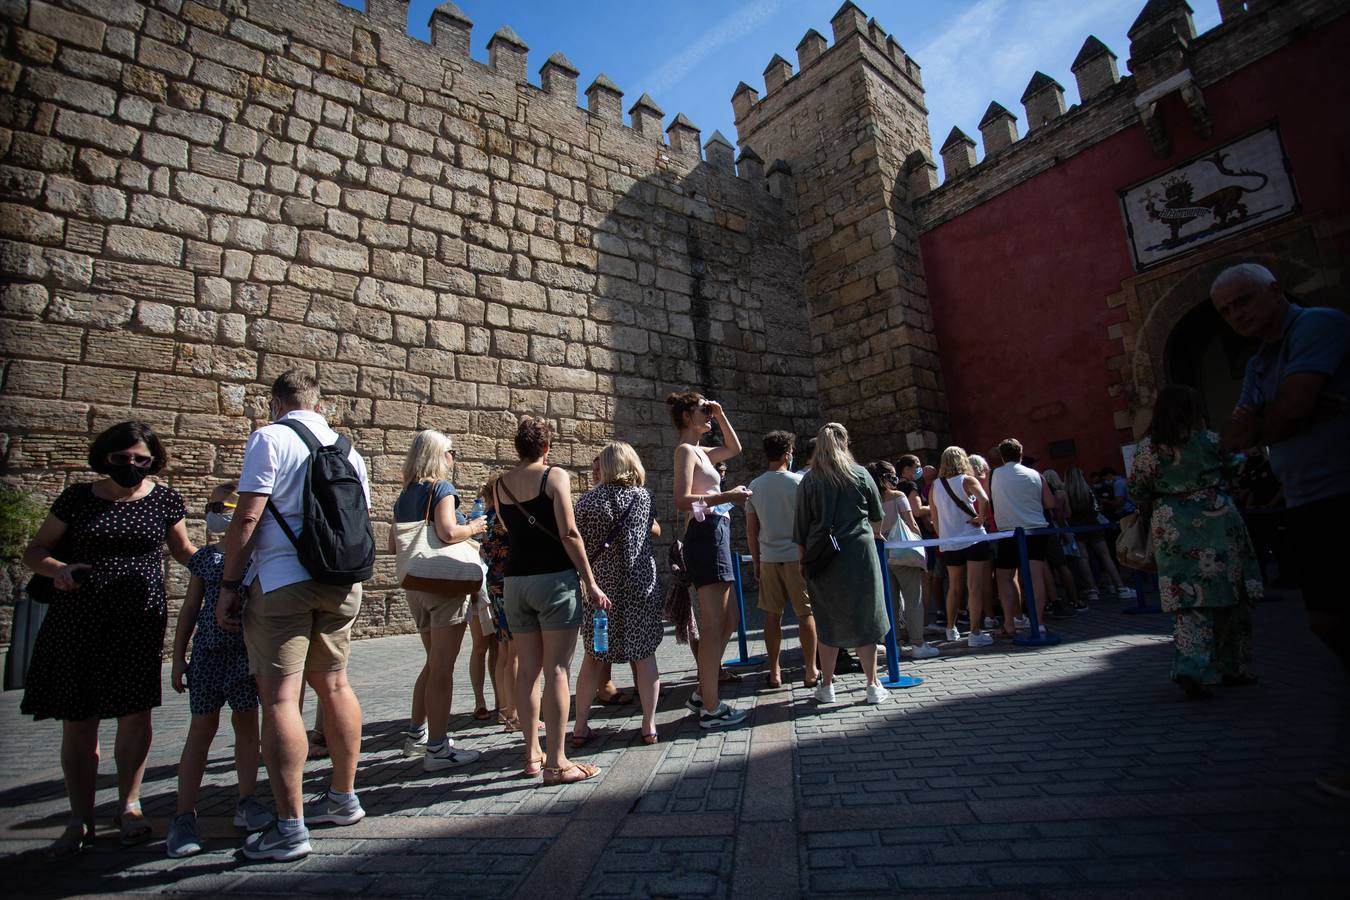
{"left": 473, "top": 706, "right": 492, "bottom": 721}
{"left": 642, "top": 732, "right": 659, "bottom": 745}
{"left": 521, "top": 756, "right": 544, "bottom": 778}
{"left": 542, "top": 762, "right": 600, "bottom": 786}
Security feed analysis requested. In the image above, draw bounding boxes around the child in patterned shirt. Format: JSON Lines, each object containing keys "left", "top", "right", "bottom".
{"left": 166, "top": 482, "right": 268, "bottom": 858}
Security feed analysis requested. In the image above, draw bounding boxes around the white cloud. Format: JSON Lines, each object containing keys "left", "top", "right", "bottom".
{"left": 636, "top": 0, "right": 788, "bottom": 97}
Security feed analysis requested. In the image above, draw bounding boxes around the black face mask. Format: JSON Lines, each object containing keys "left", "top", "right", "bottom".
{"left": 108, "top": 463, "right": 148, "bottom": 488}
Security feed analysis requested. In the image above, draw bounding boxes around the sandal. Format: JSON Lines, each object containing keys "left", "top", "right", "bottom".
{"left": 473, "top": 706, "right": 492, "bottom": 721}
{"left": 114, "top": 803, "right": 152, "bottom": 846}
{"left": 497, "top": 710, "right": 513, "bottom": 726}
{"left": 570, "top": 727, "right": 594, "bottom": 748}
{"left": 718, "top": 668, "right": 742, "bottom": 683}
{"left": 803, "top": 675, "right": 820, "bottom": 688}
{"left": 766, "top": 673, "right": 782, "bottom": 689}
{"left": 542, "top": 762, "right": 601, "bottom": 786}
{"left": 44, "top": 821, "right": 95, "bottom": 861}
{"left": 641, "top": 732, "right": 659, "bottom": 745}
{"left": 596, "top": 690, "right": 633, "bottom": 706}
{"left": 522, "top": 756, "right": 544, "bottom": 778}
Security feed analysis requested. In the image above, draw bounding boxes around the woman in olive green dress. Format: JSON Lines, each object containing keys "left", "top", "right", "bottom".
{"left": 793, "top": 423, "right": 890, "bottom": 705}
{"left": 1128, "top": 386, "right": 1262, "bottom": 698}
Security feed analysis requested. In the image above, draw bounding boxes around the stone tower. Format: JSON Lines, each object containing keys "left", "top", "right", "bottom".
{"left": 731, "top": 2, "right": 947, "bottom": 459}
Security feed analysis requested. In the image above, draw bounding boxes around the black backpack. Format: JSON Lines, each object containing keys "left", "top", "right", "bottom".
{"left": 266, "top": 419, "right": 376, "bottom": 585}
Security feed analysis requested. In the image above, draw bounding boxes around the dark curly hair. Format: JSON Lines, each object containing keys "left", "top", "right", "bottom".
{"left": 514, "top": 415, "right": 553, "bottom": 460}
{"left": 666, "top": 391, "right": 704, "bottom": 429}
{"left": 89, "top": 420, "right": 168, "bottom": 475}
{"left": 762, "top": 430, "right": 794, "bottom": 463}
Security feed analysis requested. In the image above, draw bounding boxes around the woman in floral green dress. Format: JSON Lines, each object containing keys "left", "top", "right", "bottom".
{"left": 1128, "top": 385, "right": 1262, "bottom": 698}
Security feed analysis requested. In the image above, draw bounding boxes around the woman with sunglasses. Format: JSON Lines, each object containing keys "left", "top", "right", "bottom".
{"left": 21, "top": 421, "right": 197, "bottom": 858}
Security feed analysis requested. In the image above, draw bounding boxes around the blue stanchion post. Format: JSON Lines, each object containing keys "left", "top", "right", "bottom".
{"left": 1013, "top": 527, "right": 1061, "bottom": 647}
{"left": 723, "top": 551, "right": 765, "bottom": 667}
{"left": 876, "top": 538, "right": 923, "bottom": 689}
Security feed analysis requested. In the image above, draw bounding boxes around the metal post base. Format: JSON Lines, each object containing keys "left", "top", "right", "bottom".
{"left": 1013, "top": 631, "right": 1063, "bottom": 647}
{"left": 880, "top": 674, "right": 924, "bottom": 688}
{"left": 723, "top": 654, "right": 766, "bottom": 667}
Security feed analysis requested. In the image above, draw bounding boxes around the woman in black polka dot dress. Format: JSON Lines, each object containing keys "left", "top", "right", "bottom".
{"left": 21, "top": 422, "right": 196, "bottom": 859}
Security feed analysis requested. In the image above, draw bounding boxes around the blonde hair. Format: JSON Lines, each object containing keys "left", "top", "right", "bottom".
{"left": 937, "top": 446, "right": 972, "bottom": 479}
{"left": 810, "top": 422, "right": 856, "bottom": 486}
{"left": 402, "top": 429, "right": 453, "bottom": 485}
{"left": 1064, "top": 466, "right": 1093, "bottom": 518}
{"left": 598, "top": 441, "right": 645, "bottom": 487}
{"left": 969, "top": 454, "right": 989, "bottom": 477}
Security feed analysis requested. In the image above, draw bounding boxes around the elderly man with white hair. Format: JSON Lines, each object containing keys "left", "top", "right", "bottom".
{"left": 1211, "top": 262, "right": 1350, "bottom": 800}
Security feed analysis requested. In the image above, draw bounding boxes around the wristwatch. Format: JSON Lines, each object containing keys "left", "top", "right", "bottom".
{"left": 221, "top": 578, "right": 244, "bottom": 592}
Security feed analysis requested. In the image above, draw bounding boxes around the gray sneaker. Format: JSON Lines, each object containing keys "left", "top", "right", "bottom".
{"left": 166, "top": 812, "right": 202, "bottom": 859}
{"left": 233, "top": 796, "right": 271, "bottom": 832}
{"left": 241, "top": 821, "right": 311, "bottom": 861}
{"left": 302, "top": 790, "right": 366, "bottom": 826}
{"left": 684, "top": 691, "right": 704, "bottom": 713}
{"left": 423, "top": 742, "right": 482, "bottom": 772}
{"left": 699, "top": 702, "right": 749, "bottom": 729}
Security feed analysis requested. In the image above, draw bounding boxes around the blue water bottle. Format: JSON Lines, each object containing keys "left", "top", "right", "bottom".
{"left": 593, "top": 609, "right": 609, "bottom": 653}
{"left": 471, "top": 497, "right": 484, "bottom": 520}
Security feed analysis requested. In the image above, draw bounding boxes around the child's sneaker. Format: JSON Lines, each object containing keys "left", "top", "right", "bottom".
{"left": 233, "top": 796, "right": 271, "bottom": 832}
{"left": 166, "top": 812, "right": 202, "bottom": 859}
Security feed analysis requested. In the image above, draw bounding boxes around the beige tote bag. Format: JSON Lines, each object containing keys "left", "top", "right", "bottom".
{"left": 394, "top": 484, "right": 486, "bottom": 597}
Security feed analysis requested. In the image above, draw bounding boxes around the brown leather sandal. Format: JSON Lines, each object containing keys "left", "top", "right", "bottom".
{"left": 521, "top": 756, "right": 544, "bottom": 778}
{"left": 542, "top": 762, "right": 600, "bottom": 786}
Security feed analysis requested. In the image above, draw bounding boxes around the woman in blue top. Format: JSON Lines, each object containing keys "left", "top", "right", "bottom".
{"left": 390, "top": 430, "right": 486, "bottom": 771}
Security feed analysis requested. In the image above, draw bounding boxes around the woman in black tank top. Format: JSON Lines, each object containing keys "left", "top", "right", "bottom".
{"left": 493, "top": 416, "right": 609, "bottom": 786}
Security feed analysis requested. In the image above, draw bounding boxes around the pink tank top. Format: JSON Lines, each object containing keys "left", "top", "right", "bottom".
{"left": 689, "top": 447, "right": 720, "bottom": 497}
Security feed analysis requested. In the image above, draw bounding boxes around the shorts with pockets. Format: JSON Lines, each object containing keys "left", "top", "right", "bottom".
{"left": 994, "top": 534, "right": 1049, "bottom": 569}
{"left": 187, "top": 643, "right": 259, "bottom": 716}
{"left": 757, "top": 561, "right": 813, "bottom": 617}
{"left": 683, "top": 514, "right": 734, "bottom": 587}
{"left": 941, "top": 541, "right": 992, "bottom": 567}
{"left": 243, "top": 579, "right": 362, "bottom": 677}
{"left": 503, "top": 568, "right": 581, "bottom": 634}
{"left": 406, "top": 591, "right": 470, "bottom": 633}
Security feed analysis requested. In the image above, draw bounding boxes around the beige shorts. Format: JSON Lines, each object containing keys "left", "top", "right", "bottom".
{"left": 757, "top": 561, "right": 813, "bottom": 617}
{"left": 406, "top": 591, "right": 470, "bottom": 633}
{"left": 244, "top": 579, "right": 362, "bottom": 677}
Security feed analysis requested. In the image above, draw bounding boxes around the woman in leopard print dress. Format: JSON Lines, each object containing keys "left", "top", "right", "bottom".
{"left": 571, "top": 443, "right": 663, "bottom": 744}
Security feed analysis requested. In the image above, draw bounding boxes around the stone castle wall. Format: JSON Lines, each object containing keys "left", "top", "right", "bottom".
{"left": 730, "top": 5, "right": 947, "bottom": 462}
{"left": 0, "top": 0, "right": 820, "bottom": 643}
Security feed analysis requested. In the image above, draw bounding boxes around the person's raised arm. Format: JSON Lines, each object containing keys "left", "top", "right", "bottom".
{"left": 549, "top": 467, "right": 610, "bottom": 609}
{"left": 702, "top": 400, "right": 742, "bottom": 464}
{"left": 23, "top": 513, "right": 88, "bottom": 590}
{"left": 433, "top": 488, "right": 486, "bottom": 544}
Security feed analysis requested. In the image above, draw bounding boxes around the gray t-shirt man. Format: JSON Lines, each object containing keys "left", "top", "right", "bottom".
{"left": 745, "top": 470, "right": 803, "bottom": 563}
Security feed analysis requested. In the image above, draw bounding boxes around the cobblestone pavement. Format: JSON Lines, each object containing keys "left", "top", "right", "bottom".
{"left": 2, "top": 592, "right": 1347, "bottom": 897}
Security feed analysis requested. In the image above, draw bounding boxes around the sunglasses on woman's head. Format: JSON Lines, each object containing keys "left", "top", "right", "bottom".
{"left": 109, "top": 452, "right": 154, "bottom": 467}
{"left": 205, "top": 500, "right": 237, "bottom": 514}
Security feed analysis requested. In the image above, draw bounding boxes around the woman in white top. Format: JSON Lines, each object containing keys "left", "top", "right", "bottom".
{"left": 868, "top": 462, "right": 939, "bottom": 659}
{"left": 930, "top": 446, "right": 995, "bottom": 648}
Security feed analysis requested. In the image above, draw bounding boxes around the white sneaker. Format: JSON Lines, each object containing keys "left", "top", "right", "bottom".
{"left": 1084, "top": 588, "right": 1100, "bottom": 601}
{"left": 1117, "top": 586, "right": 1138, "bottom": 600}
{"left": 910, "top": 643, "right": 940, "bottom": 659}
{"left": 1013, "top": 615, "right": 1031, "bottom": 630}
{"left": 1039, "top": 624, "right": 1048, "bottom": 636}
{"left": 812, "top": 681, "right": 836, "bottom": 704}
{"left": 424, "top": 742, "right": 481, "bottom": 772}
{"left": 865, "top": 684, "right": 889, "bottom": 704}
{"left": 945, "top": 627, "right": 961, "bottom": 642}
{"left": 983, "top": 617, "right": 1000, "bottom": 630}
{"left": 968, "top": 632, "right": 993, "bottom": 648}
{"left": 402, "top": 729, "right": 428, "bottom": 758}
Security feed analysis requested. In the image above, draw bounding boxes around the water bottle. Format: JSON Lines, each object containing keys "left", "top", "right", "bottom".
{"left": 712, "top": 502, "right": 733, "bottom": 517}
{"left": 471, "top": 497, "right": 484, "bottom": 520}
{"left": 593, "top": 609, "right": 609, "bottom": 653}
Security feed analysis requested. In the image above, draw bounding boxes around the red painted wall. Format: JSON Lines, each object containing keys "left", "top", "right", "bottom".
{"left": 918, "top": 12, "right": 1350, "bottom": 473}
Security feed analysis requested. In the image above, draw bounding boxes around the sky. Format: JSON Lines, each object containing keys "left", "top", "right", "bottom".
{"left": 341, "top": 1, "right": 1222, "bottom": 179}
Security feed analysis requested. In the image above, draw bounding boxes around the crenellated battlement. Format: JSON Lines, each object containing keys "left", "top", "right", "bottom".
{"left": 913, "top": 0, "right": 1347, "bottom": 231}
{"left": 254, "top": 0, "right": 778, "bottom": 187}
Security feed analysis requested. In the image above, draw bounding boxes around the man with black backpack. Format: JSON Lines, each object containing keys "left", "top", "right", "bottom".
{"left": 216, "top": 370, "right": 375, "bottom": 861}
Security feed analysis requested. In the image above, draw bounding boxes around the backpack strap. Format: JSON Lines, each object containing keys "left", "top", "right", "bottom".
{"left": 264, "top": 418, "right": 324, "bottom": 552}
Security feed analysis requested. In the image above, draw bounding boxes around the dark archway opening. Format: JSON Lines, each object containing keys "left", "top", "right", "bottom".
{"left": 1164, "top": 301, "right": 1259, "bottom": 422}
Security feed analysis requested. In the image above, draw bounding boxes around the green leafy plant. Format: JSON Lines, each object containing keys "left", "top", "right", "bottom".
{"left": 0, "top": 485, "right": 47, "bottom": 562}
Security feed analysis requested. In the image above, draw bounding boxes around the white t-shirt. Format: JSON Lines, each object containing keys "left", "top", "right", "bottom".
{"left": 745, "top": 469, "right": 803, "bottom": 564}
{"left": 989, "top": 462, "right": 1048, "bottom": 530}
{"left": 238, "top": 410, "right": 371, "bottom": 592}
{"left": 932, "top": 475, "right": 986, "bottom": 552}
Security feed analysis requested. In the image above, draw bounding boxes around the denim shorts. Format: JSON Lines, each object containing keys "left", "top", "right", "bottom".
{"left": 683, "top": 514, "right": 734, "bottom": 588}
